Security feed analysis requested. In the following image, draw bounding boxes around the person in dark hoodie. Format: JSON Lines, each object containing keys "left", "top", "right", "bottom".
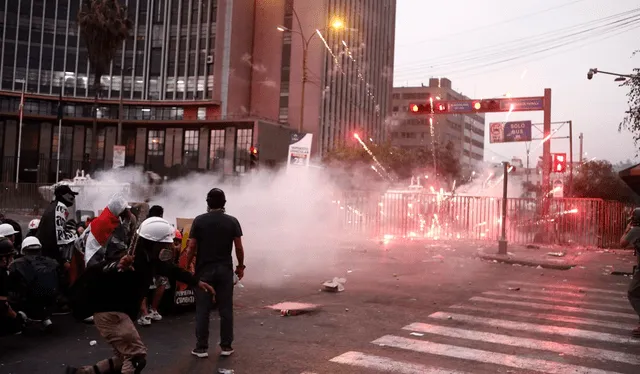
{"left": 66, "top": 217, "right": 214, "bottom": 374}
{"left": 0, "top": 238, "right": 27, "bottom": 336}
{"left": 37, "top": 185, "right": 79, "bottom": 268}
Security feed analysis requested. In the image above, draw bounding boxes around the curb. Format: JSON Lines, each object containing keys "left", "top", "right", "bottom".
{"left": 477, "top": 249, "right": 576, "bottom": 270}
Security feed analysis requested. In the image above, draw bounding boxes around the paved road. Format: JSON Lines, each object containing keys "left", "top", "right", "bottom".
{"left": 0, "top": 241, "right": 638, "bottom": 374}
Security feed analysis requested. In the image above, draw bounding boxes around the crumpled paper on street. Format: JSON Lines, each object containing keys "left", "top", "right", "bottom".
{"left": 322, "top": 277, "right": 346, "bottom": 292}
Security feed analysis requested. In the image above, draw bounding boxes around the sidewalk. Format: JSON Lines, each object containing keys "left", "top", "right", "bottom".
{"left": 476, "top": 243, "right": 634, "bottom": 270}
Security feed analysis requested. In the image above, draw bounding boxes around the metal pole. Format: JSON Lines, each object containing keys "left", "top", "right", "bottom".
{"left": 55, "top": 116, "right": 62, "bottom": 183}
{"left": 299, "top": 44, "right": 307, "bottom": 134}
{"left": 118, "top": 91, "right": 124, "bottom": 145}
{"left": 498, "top": 161, "right": 509, "bottom": 254}
{"left": 15, "top": 83, "right": 26, "bottom": 189}
{"left": 579, "top": 133, "right": 583, "bottom": 165}
{"left": 568, "top": 120, "right": 573, "bottom": 196}
{"left": 541, "top": 88, "right": 552, "bottom": 216}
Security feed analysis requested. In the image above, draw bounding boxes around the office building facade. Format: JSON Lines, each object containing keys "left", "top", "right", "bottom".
{"left": 390, "top": 78, "right": 485, "bottom": 167}
{"left": 0, "top": 0, "right": 396, "bottom": 183}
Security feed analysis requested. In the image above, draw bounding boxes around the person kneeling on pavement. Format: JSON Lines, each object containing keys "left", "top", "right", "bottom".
{"left": 66, "top": 217, "right": 214, "bottom": 374}
{"left": 620, "top": 207, "right": 640, "bottom": 337}
{"left": 0, "top": 238, "right": 27, "bottom": 336}
{"left": 7, "top": 237, "right": 60, "bottom": 329}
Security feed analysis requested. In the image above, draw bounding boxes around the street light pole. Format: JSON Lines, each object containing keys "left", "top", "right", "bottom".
{"left": 498, "top": 161, "right": 509, "bottom": 255}
{"left": 587, "top": 68, "right": 636, "bottom": 80}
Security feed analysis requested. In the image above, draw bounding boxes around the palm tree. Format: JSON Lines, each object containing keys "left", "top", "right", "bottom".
{"left": 78, "top": 0, "right": 131, "bottom": 169}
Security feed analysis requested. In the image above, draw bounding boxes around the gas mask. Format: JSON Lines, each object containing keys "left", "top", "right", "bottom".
{"left": 58, "top": 192, "right": 76, "bottom": 207}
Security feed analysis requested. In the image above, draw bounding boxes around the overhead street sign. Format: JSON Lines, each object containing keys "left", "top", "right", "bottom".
{"left": 489, "top": 120, "right": 532, "bottom": 143}
{"left": 500, "top": 97, "right": 544, "bottom": 111}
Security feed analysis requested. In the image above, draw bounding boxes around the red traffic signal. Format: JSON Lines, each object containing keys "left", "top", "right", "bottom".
{"left": 434, "top": 102, "right": 447, "bottom": 113}
{"left": 408, "top": 103, "right": 432, "bottom": 114}
{"left": 250, "top": 146, "right": 258, "bottom": 154}
{"left": 552, "top": 153, "right": 566, "bottom": 173}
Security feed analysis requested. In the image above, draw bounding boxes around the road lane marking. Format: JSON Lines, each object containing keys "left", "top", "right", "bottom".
{"left": 427, "top": 312, "right": 640, "bottom": 345}
{"left": 401, "top": 323, "right": 640, "bottom": 365}
{"left": 469, "top": 296, "right": 638, "bottom": 320}
{"left": 373, "top": 335, "right": 624, "bottom": 374}
{"left": 498, "top": 286, "right": 629, "bottom": 303}
{"left": 482, "top": 291, "right": 631, "bottom": 310}
{"left": 505, "top": 281, "right": 627, "bottom": 296}
{"left": 449, "top": 305, "right": 636, "bottom": 331}
{"left": 329, "top": 351, "right": 469, "bottom": 374}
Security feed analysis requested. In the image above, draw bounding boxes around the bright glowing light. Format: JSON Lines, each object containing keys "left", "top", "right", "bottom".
{"left": 435, "top": 96, "right": 441, "bottom": 100}
{"left": 411, "top": 104, "right": 419, "bottom": 112}
{"left": 331, "top": 18, "right": 345, "bottom": 29}
{"left": 353, "top": 133, "right": 360, "bottom": 139}
{"left": 276, "top": 26, "right": 286, "bottom": 32}
{"left": 473, "top": 102, "right": 481, "bottom": 110}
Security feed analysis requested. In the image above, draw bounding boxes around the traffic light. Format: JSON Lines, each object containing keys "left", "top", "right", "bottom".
{"left": 409, "top": 103, "right": 432, "bottom": 114}
{"left": 433, "top": 101, "right": 447, "bottom": 113}
{"left": 472, "top": 99, "right": 500, "bottom": 112}
{"left": 250, "top": 146, "right": 258, "bottom": 169}
{"left": 552, "top": 153, "right": 566, "bottom": 173}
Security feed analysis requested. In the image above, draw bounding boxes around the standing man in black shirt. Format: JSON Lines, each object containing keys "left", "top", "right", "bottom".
{"left": 186, "top": 188, "right": 245, "bottom": 358}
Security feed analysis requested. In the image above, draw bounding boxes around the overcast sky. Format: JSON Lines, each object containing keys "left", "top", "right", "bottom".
{"left": 393, "top": 0, "right": 639, "bottom": 165}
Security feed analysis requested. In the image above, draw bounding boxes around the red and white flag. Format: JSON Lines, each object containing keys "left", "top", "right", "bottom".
{"left": 81, "top": 193, "right": 130, "bottom": 265}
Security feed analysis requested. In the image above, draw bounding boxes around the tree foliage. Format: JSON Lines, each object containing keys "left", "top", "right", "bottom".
{"left": 570, "top": 160, "right": 639, "bottom": 203}
{"left": 78, "top": 0, "right": 131, "bottom": 92}
{"left": 324, "top": 141, "right": 462, "bottom": 184}
{"left": 619, "top": 50, "right": 640, "bottom": 147}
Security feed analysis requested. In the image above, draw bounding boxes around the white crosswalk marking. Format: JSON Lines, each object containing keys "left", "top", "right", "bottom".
{"left": 449, "top": 304, "right": 636, "bottom": 331}
{"left": 328, "top": 282, "right": 639, "bottom": 374}
{"left": 481, "top": 291, "right": 631, "bottom": 310}
{"left": 426, "top": 312, "right": 640, "bottom": 344}
{"left": 499, "top": 286, "right": 630, "bottom": 302}
{"left": 469, "top": 296, "right": 639, "bottom": 320}
{"left": 504, "top": 281, "right": 628, "bottom": 296}
{"left": 401, "top": 323, "right": 640, "bottom": 365}
{"left": 372, "top": 335, "right": 623, "bottom": 374}
{"left": 329, "top": 351, "right": 470, "bottom": 374}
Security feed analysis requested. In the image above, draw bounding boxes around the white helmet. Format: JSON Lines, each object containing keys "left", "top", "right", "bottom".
{"left": 28, "top": 219, "right": 40, "bottom": 230}
{"left": 21, "top": 236, "right": 42, "bottom": 251}
{"left": 0, "top": 223, "right": 18, "bottom": 236}
{"left": 137, "top": 217, "right": 175, "bottom": 243}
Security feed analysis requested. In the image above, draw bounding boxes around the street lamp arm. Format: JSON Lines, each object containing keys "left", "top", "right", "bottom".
{"left": 589, "top": 68, "right": 636, "bottom": 79}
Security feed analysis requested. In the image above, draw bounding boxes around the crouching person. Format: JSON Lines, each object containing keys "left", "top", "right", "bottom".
{"left": 1, "top": 238, "right": 27, "bottom": 336}
{"left": 8, "top": 237, "right": 60, "bottom": 328}
{"left": 66, "top": 217, "right": 214, "bottom": 374}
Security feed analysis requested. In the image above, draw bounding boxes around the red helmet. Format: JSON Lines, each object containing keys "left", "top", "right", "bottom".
{"left": 174, "top": 229, "right": 183, "bottom": 240}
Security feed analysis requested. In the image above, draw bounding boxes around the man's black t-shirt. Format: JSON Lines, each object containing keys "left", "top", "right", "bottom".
{"left": 190, "top": 210, "right": 242, "bottom": 273}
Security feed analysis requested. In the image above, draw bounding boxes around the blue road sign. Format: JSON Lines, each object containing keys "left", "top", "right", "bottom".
{"left": 489, "top": 120, "right": 532, "bottom": 143}
{"left": 448, "top": 101, "right": 473, "bottom": 112}
{"left": 500, "top": 98, "right": 544, "bottom": 111}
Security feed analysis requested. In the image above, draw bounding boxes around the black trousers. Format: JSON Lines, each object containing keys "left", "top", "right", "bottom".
{"left": 195, "top": 264, "right": 234, "bottom": 349}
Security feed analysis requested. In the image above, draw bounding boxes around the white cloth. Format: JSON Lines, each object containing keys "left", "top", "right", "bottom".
{"left": 55, "top": 202, "right": 78, "bottom": 245}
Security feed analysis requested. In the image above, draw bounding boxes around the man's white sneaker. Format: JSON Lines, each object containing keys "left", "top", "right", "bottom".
{"left": 137, "top": 316, "right": 152, "bottom": 326}
{"left": 148, "top": 310, "right": 162, "bottom": 321}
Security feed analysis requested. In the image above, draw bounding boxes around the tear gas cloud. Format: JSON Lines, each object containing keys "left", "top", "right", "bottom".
{"left": 83, "top": 166, "right": 358, "bottom": 288}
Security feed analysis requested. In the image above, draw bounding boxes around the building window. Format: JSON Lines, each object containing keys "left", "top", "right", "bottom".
{"left": 235, "top": 128, "right": 253, "bottom": 173}
{"left": 197, "top": 107, "right": 206, "bottom": 120}
{"left": 51, "top": 126, "right": 73, "bottom": 160}
{"left": 84, "top": 128, "right": 106, "bottom": 160}
{"left": 147, "top": 130, "right": 165, "bottom": 156}
{"left": 209, "top": 129, "right": 225, "bottom": 171}
{"left": 183, "top": 130, "right": 199, "bottom": 168}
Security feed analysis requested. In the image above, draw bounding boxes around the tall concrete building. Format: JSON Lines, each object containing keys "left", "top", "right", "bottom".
{"left": 0, "top": 0, "right": 395, "bottom": 183}
{"left": 390, "top": 78, "right": 485, "bottom": 167}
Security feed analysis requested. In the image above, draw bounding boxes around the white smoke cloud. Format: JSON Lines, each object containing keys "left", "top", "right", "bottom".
{"left": 75, "top": 166, "right": 357, "bottom": 288}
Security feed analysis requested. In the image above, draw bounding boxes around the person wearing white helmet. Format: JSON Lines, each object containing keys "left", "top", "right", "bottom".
{"left": 0, "top": 223, "right": 19, "bottom": 252}
{"left": 7, "top": 236, "right": 59, "bottom": 329}
{"left": 66, "top": 217, "right": 214, "bottom": 374}
{"left": 25, "top": 219, "right": 40, "bottom": 239}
